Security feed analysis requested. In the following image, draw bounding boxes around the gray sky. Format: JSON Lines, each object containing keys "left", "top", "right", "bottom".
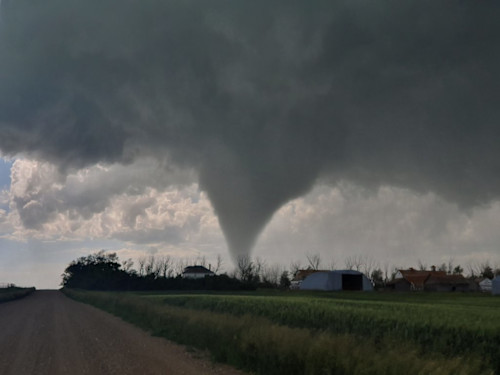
{"left": 0, "top": 1, "right": 499, "bottom": 288}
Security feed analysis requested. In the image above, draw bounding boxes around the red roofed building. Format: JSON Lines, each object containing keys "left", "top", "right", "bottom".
{"left": 388, "top": 268, "right": 472, "bottom": 292}
{"left": 425, "top": 273, "right": 472, "bottom": 292}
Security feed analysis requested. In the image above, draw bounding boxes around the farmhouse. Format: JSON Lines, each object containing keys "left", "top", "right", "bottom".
{"left": 300, "top": 270, "right": 373, "bottom": 291}
{"left": 388, "top": 268, "right": 472, "bottom": 292}
{"left": 182, "top": 265, "right": 215, "bottom": 279}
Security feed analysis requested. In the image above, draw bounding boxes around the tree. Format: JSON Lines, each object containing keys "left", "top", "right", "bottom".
{"left": 194, "top": 254, "right": 207, "bottom": 268}
{"left": 213, "top": 254, "right": 224, "bottom": 274}
{"left": 466, "top": 261, "right": 494, "bottom": 279}
{"left": 446, "top": 258, "right": 455, "bottom": 274}
{"left": 344, "top": 255, "right": 364, "bottom": 271}
{"left": 145, "top": 255, "right": 158, "bottom": 278}
{"left": 137, "top": 256, "right": 146, "bottom": 276}
{"left": 480, "top": 263, "right": 494, "bottom": 279}
{"left": 370, "top": 268, "right": 384, "bottom": 289}
{"left": 306, "top": 253, "right": 321, "bottom": 270}
{"left": 236, "top": 255, "right": 257, "bottom": 284}
{"left": 289, "top": 260, "right": 302, "bottom": 279}
{"left": 174, "top": 258, "right": 188, "bottom": 277}
{"left": 417, "top": 260, "right": 427, "bottom": 271}
{"left": 260, "top": 264, "right": 282, "bottom": 287}
{"left": 61, "top": 250, "right": 127, "bottom": 290}
{"left": 121, "top": 258, "right": 134, "bottom": 272}
{"left": 157, "top": 255, "right": 173, "bottom": 278}
{"left": 383, "top": 262, "right": 391, "bottom": 284}
{"left": 254, "top": 257, "right": 266, "bottom": 283}
{"left": 327, "top": 258, "right": 336, "bottom": 271}
{"left": 361, "top": 256, "right": 377, "bottom": 277}
{"left": 279, "top": 270, "right": 291, "bottom": 289}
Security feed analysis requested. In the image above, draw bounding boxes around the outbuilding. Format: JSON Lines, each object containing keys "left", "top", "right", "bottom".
{"left": 479, "top": 278, "right": 492, "bottom": 292}
{"left": 387, "top": 268, "right": 472, "bottom": 292}
{"left": 182, "top": 265, "right": 215, "bottom": 279}
{"left": 300, "top": 270, "right": 373, "bottom": 291}
{"left": 492, "top": 276, "right": 500, "bottom": 296}
{"left": 425, "top": 274, "right": 471, "bottom": 292}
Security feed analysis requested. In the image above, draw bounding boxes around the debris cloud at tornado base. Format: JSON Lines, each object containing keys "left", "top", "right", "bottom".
{"left": 0, "top": 1, "right": 499, "bottom": 260}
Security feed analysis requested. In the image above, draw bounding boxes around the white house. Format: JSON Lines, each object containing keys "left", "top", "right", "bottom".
{"left": 182, "top": 265, "right": 215, "bottom": 279}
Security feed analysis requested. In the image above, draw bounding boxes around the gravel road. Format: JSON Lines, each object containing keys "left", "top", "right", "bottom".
{"left": 0, "top": 290, "right": 246, "bottom": 375}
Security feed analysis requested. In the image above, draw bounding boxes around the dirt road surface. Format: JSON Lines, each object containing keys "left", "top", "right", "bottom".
{"left": 0, "top": 290, "right": 246, "bottom": 375}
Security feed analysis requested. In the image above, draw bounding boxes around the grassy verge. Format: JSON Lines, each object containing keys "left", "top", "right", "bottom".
{"left": 63, "top": 288, "right": 492, "bottom": 375}
{"left": 0, "top": 286, "right": 36, "bottom": 303}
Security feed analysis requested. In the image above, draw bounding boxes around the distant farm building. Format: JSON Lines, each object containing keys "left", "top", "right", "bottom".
{"left": 388, "top": 268, "right": 471, "bottom": 292}
{"left": 300, "top": 270, "right": 373, "bottom": 292}
{"left": 479, "top": 278, "right": 493, "bottom": 292}
{"left": 493, "top": 276, "right": 500, "bottom": 296}
{"left": 425, "top": 274, "right": 472, "bottom": 292}
{"left": 389, "top": 269, "right": 431, "bottom": 291}
{"left": 182, "top": 265, "right": 215, "bottom": 279}
{"left": 291, "top": 269, "right": 329, "bottom": 289}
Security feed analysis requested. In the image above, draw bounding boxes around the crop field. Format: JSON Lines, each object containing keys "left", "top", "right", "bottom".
{"left": 64, "top": 289, "right": 500, "bottom": 375}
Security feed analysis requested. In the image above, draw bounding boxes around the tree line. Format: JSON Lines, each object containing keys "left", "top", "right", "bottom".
{"left": 61, "top": 250, "right": 500, "bottom": 291}
{"left": 61, "top": 251, "right": 259, "bottom": 291}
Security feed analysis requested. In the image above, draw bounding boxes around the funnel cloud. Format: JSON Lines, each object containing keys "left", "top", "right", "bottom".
{"left": 0, "top": 1, "right": 499, "bottom": 260}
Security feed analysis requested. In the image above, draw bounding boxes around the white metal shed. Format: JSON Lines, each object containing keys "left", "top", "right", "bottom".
{"left": 479, "top": 278, "right": 492, "bottom": 292}
{"left": 300, "top": 270, "right": 373, "bottom": 291}
{"left": 492, "top": 276, "right": 500, "bottom": 296}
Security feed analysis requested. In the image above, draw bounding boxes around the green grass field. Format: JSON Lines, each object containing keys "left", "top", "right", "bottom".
{"left": 64, "top": 289, "right": 500, "bottom": 375}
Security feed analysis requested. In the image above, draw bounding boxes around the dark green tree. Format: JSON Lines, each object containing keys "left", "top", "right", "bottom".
{"left": 481, "top": 265, "right": 494, "bottom": 279}
{"left": 279, "top": 270, "right": 291, "bottom": 289}
{"left": 370, "top": 268, "right": 385, "bottom": 289}
{"left": 61, "top": 250, "right": 128, "bottom": 290}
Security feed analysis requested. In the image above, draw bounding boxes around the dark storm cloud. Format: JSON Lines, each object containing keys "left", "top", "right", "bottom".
{"left": 0, "top": 0, "right": 499, "bottom": 258}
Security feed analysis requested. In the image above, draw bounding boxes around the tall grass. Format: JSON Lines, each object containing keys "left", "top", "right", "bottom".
{"left": 63, "top": 289, "right": 491, "bottom": 375}
{"left": 0, "top": 286, "right": 36, "bottom": 303}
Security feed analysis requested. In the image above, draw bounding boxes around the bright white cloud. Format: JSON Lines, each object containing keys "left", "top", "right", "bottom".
{"left": 255, "top": 184, "right": 500, "bottom": 271}
{"left": 5, "top": 158, "right": 214, "bottom": 243}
